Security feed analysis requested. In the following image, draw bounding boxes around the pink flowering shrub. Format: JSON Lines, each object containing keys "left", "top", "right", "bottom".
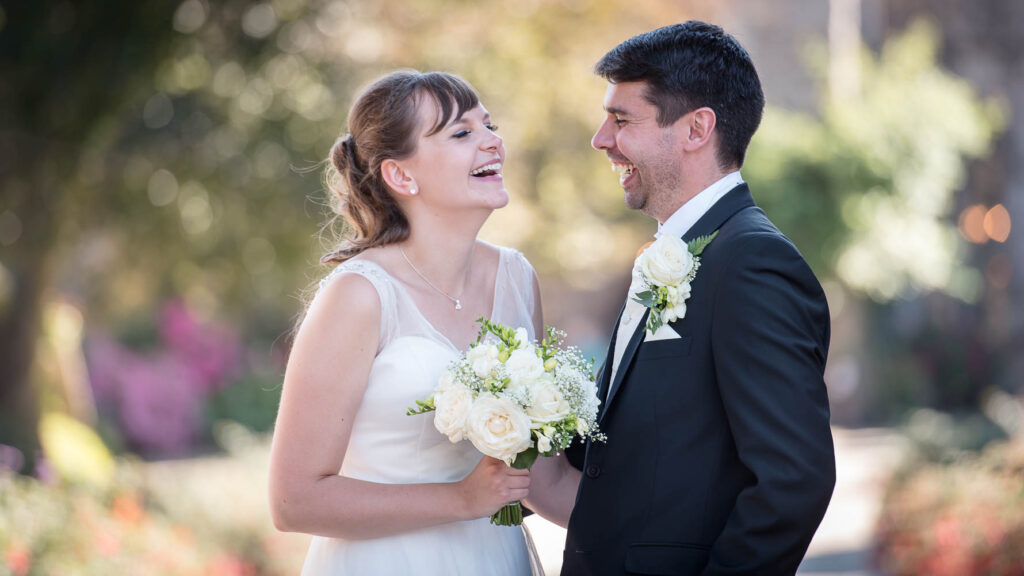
{"left": 875, "top": 437, "right": 1024, "bottom": 575}
{"left": 85, "top": 300, "right": 244, "bottom": 457}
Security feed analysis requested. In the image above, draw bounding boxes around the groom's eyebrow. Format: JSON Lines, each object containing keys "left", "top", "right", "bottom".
{"left": 605, "top": 106, "right": 630, "bottom": 117}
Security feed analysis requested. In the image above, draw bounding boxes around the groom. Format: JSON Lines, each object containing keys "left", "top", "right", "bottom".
{"left": 563, "top": 22, "right": 835, "bottom": 575}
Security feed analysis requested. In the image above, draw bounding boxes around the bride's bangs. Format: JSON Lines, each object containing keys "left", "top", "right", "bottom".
{"left": 417, "top": 72, "right": 480, "bottom": 136}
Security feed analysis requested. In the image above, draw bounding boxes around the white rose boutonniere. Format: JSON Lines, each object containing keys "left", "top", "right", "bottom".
{"left": 633, "top": 230, "right": 718, "bottom": 334}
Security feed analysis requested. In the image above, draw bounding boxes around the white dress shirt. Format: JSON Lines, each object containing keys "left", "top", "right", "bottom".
{"left": 608, "top": 171, "right": 744, "bottom": 391}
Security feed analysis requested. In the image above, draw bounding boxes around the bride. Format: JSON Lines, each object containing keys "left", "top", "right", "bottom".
{"left": 268, "top": 70, "right": 544, "bottom": 575}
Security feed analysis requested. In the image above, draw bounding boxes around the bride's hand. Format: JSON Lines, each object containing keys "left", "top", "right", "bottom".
{"left": 457, "top": 456, "right": 530, "bottom": 519}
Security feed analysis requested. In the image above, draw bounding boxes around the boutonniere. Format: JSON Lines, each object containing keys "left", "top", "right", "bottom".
{"left": 632, "top": 231, "right": 718, "bottom": 334}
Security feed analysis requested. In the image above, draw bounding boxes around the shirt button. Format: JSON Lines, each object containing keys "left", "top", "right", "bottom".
{"left": 586, "top": 465, "right": 601, "bottom": 478}
{"left": 623, "top": 313, "right": 632, "bottom": 323}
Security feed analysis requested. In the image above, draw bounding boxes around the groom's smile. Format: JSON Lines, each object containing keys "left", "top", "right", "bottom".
{"left": 611, "top": 161, "right": 637, "bottom": 187}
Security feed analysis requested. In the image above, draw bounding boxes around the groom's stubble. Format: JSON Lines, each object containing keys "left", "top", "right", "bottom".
{"left": 626, "top": 126, "right": 684, "bottom": 223}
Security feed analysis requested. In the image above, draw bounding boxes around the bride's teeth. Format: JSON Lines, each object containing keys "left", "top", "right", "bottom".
{"left": 471, "top": 163, "right": 502, "bottom": 176}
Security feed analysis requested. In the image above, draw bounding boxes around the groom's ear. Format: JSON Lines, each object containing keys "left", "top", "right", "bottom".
{"left": 380, "top": 159, "right": 417, "bottom": 198}
{"left": 681, "top": 107, "right": 717, "bottom": 153}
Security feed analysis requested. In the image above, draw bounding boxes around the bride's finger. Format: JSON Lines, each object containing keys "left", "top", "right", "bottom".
{"left": 506, "top": 476, "right": 531, "bottom": 489}
{"left": 509, "top": 488, "right": 529, "bottom": 501}
{"left": 504, "top": 466, "right": 530, "bottom": 476}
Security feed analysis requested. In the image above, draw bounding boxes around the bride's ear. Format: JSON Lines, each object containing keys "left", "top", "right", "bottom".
{"left": 380, "top": 159, "right": 418, "bottom": 197}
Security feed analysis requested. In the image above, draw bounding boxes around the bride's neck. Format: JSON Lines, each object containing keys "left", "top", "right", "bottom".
{"left": 400, "top": 220, "right": 481, "bottom": 290}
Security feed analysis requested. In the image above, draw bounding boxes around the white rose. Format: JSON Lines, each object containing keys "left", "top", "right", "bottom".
{"left": 467, "top": 343, "right": 500, "bottom": 378}
{"left": 433, "top": 381, "right": 473, "bottom": 442}
{"left": 465, "top": 395, "right": 533, "bottom": 463}
{"left": 525, "top": 378, "right": 571, "bottom": 424}
{"left": 505, "top": 348, "right": 545, "bottom": 391}
{"left": 639, "top": 235, "right": 694, "bottom": 287}
{"left": 536, "top": 434, "right": 552, "bottom": 454}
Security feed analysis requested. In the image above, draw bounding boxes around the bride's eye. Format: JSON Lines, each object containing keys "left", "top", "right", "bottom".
{"left": 486, "top": 124, "right": 499, "bottom": 132}
{"left": 453, "top": 130, "right": 471, "bottom": 139}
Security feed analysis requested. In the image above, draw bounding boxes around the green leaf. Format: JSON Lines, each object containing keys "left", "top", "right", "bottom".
{"left": 646, "top": 312, "right": 663, "bottom": 334}
{"left": 687, "top": 230, "right": 719, "bottom": 256}
{"left": 632, "top": 290, "right": 655, "bottom": 307}
{"left": 511, "top": 447, "right": 539, "bottom": 470}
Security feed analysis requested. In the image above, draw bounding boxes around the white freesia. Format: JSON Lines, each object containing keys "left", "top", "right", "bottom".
{"left": 505, "top": 348, "right": 545, "bottom": 391}
{"left": 639, "top": 235, "right": 694, "bottom": 287}
{"left": 536, "top": 434, "right": 552, "bottom": 453}
{"left": 467, "top": 343, "right": 500, "bottom": 378}
{"left": 514, "top": 327, "right": 531, "bottom": 349}
{"left": 525, "top": 378, "right": 571, "bottom": 424}
{"left": 663, "top": 302, "right": 687, "bottom": 323}
{"left": 433, "top": 381, "right": 473, "bottom": 442}
{"left": 465, "top": 395, "right": 533, "bottom": 463}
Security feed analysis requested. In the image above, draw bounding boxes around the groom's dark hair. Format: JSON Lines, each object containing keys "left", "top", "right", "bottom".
{"left": 596, "top": 21, "right": 765, "bottom": 169}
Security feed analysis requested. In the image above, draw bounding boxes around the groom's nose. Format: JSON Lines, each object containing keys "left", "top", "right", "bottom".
{"left": 592, "top": 118, "right": 615, "bottom": 151}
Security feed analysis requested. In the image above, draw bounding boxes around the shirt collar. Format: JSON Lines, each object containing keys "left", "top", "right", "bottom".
{"left": 655, "top": 171, "right": 744, "bottom": 240}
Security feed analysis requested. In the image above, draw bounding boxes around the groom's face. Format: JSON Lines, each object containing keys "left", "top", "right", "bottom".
{"left": 592, "top": 81, "right": 683, "bottom": 220}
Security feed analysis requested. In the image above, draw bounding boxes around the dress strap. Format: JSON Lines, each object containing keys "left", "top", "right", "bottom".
{"left": 319, "top": 260, "right": 397, "bottom": 352}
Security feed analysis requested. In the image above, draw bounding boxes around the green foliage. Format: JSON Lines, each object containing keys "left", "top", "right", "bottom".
{"left": 406, "top": 397, "right": 436, "bottom": 416}
{"left": 745, "top": 21, "right": 1004, "bottom": 301}
{"left": 204, "top": 372, "right": 283, "bottom": 434}
{"left": 687, "top": 231, "right": 718, "bottom": 256}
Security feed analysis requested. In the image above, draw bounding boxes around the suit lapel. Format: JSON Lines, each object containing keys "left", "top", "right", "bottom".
{"left": 598, "top": 183, "right": 757, "bottom": 423}
{"left": 683, "top": 183, "right": 755, "bottom": 243}
{"left": 595, "top": 300, "right": 625, "bottom": 403}
{"left": 599, "top": 307, "right": 648, "bottom": 422}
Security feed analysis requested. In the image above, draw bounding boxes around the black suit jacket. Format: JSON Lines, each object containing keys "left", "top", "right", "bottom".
{"left": 562, "top": 185, "right": 836, "bottom": 576}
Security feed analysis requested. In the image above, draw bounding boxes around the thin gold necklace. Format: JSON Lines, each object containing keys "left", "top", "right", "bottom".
{"left": 399, "top": 246, "right": 466, "bottom": 311}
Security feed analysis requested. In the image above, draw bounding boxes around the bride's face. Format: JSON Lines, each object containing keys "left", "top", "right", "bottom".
{"left": 403, "top": 99, "right": 508, "bottom": 212}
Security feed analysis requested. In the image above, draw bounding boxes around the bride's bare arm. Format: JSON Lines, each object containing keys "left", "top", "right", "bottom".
{"left": 268, "top": 273, "right": 528, "bottom": 540}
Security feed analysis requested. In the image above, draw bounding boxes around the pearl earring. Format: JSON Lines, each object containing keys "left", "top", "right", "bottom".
{"left": 410, "top": 188, "right": 418, "bottom": 195}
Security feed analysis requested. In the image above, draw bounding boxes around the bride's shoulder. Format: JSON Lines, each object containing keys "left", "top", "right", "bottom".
{"left": 476, "top": 241, "right": 534, "bottom": 269}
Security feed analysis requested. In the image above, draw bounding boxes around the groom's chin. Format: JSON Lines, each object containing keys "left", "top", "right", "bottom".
{"left": 624, "top": 188, "right": 646, "bottom": 211}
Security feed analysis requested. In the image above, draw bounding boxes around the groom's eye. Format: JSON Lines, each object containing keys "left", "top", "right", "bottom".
{"left": 614, "top": 117, "right": 627, "bottom": 126}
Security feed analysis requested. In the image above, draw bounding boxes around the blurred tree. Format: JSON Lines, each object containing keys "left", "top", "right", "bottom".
{"left": 745, "top": 21, "right": 1003, "bottom": 299}
{"left": 0, "top": 1, "right": 181, "bottom": 473}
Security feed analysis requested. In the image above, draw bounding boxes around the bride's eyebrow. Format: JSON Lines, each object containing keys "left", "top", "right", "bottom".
{"left": 447, "top": 113, "right": 490, "bottom": 129}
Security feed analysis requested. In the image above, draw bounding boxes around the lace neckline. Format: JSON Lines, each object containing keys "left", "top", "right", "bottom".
{"left": 341, "top": 249, "right": 505, "bottom": 352}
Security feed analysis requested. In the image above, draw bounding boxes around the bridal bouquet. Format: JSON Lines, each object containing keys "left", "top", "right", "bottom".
{"left": 408, "top": 318, "right": 605, "bottom": 526}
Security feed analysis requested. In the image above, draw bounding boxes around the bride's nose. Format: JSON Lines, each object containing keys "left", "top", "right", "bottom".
{"left": 481, "top": 129, "right": 502, "bottom": 151}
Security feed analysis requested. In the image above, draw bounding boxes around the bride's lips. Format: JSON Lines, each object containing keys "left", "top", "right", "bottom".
{"left": 470, "top": 160, "right": 503, "bottom": 182}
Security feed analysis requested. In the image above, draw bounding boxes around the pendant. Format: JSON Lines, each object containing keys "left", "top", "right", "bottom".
{"left": 455, "top": 299, "right": 462, "bottom": 310}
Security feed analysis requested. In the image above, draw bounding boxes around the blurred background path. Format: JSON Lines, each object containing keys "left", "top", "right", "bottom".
{"left": 524, "top": 427, "right": 909, "bottom": 576}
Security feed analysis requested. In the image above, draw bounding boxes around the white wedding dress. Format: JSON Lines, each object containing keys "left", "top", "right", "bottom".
{"left": 301, "top": 245, "right": 543, "bottom": 576}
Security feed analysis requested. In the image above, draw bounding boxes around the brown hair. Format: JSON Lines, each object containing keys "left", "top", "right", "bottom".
{"left": 321, "top": 70, "right": 480, "bottom": 264}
